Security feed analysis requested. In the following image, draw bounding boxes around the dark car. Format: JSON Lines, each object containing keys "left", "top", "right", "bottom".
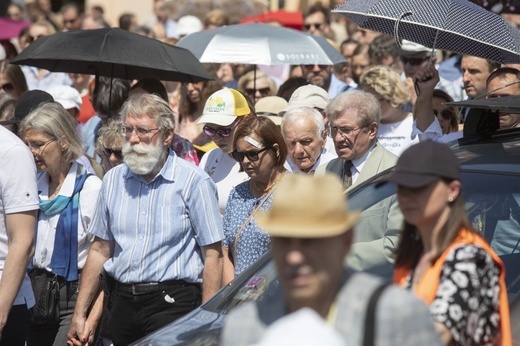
{"left": 132, "top": 127, "right": 520, "bottom": 345}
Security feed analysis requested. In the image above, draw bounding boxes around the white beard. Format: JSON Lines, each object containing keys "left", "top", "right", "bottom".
{"left": 122, "top": 140, "right": 164, "bottom": 176}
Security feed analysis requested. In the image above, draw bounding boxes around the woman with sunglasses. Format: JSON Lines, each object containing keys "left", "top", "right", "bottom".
{"left": 237, "top": 69, "right": 277, "bottom": 104}
{"left": 0, "top": 59, "right": 28, "bottom": 99}
{"left": 19, "top": 102, "right": 103, "bottom": 346}
{"left": 391, "top": 141, "right": 510, "bottom": 346}
{"left": 198, "top": 88, "right": 254, "bottom": 215}
{"left": 95, "top": 119, "right": 124, "bottom": 174}
{"left": 413, "top": 66, "right": 464, "bottom": 143}
{"left": 222, "top": 116, "right": 287, "bottom": 284}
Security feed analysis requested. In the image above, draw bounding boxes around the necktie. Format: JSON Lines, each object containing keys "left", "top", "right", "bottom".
{"left": 343, "top": 160, "right": 353, "bottom": 189}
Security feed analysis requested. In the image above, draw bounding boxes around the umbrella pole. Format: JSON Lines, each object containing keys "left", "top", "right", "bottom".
{"left": 428, "top": 29, "right": 441, "bottom": 69}
{"left": 254, "top": 65, "right": 257, "bottom": 97}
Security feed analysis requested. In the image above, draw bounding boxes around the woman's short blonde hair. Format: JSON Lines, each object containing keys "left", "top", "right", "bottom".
{"left": 237, "top": 70, "right": 277, "bottom": 96}
{"left": 360, "top": 65, "right": 410, "bottom": 108}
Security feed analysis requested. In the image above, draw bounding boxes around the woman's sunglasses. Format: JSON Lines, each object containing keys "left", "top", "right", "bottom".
{"left": 231, "top": 146, "right": 271, "bottom": 162}
{"left": 203, "top": 119, "right": 241, "bottom": 137}
{"left": 433, "top": 109, "right": 455, "bottom": 120}
{"left": 245, "top": 87, "right": 271, "bottom": 96}
{"left": 102, "top": 148, "right": 123, "bottom": 160}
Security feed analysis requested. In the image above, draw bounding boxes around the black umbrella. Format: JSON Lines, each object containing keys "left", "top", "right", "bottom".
{"left": 11, "top": 28, "right": 212, "bottom": 82}
{"left": 334, "top": 0, "right": 520, "bottom": 63}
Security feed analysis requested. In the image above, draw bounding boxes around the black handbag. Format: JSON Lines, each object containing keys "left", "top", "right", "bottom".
{"left": 30, "top": 272, "right": 60, "bottom": 325}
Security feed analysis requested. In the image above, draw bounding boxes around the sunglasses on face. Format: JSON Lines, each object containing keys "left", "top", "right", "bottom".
{"left": 203, "top": 119, "right": 241, "bottom": 137}
{"left": 400, "top": 56, "right": 430, "bottom": 66}
{"left": 245, "top": 87, "right": 271, "bottom": 96}
{"left": 231, "top": 146, "right": 272, "bottom": 162}
{"left": 303, "top": 64, "right": 328, "bottom": 71}
{"left": 102, "top": 148, "right": 123, "bottom": 160}
{"left": 304, "top": 23, "right": 323, "bottom": 30}
{"left": 433, "top": 109, "right": 455, "bottom": 120}
{"left": 0, "top": 83, "right": 14, "bottom": 92}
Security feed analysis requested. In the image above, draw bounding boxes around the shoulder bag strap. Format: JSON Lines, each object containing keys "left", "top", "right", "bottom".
{"left": 232, "top": 188, "right": 274, "bottom": 261}
{"left": 363, "top": 282, "right": 391, "bottom": 346}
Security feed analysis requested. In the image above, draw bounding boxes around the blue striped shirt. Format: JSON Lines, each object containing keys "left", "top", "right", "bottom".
{"left": 90, "top": 150, "right": 224, "bottom": 284}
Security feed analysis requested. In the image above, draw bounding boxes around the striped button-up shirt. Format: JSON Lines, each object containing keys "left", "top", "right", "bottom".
{"left": 90, "top": 150, "right": 224, "bottom": 284}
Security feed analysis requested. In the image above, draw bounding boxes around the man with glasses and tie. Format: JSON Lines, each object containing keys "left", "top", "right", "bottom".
{"left": 68, "top": 93, "right": 224, "bottom": 346}
{"left": 316, "top": 90, "right": 402, "bottom": 276}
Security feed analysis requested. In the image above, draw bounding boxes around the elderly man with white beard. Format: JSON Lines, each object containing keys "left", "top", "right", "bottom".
{"left": 68, "top": 93, "right": 224, "bottom": 346}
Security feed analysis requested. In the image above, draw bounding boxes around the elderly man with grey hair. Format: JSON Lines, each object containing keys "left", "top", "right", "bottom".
{"left": 281, "top": 106, "right": 336, "bottom": 174}
{"left": 316, "top": 90, "right": 402, "bottom": 277}
{"left": 68, "top": 93, "right": 224, "bottom": 345}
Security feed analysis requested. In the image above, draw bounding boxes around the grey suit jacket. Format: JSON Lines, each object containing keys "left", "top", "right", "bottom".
{"left": 221, "top": 271, "right": 441, "bottom": 346}
{"left": 316, "top": 141, "right": 401, "bottom": 277}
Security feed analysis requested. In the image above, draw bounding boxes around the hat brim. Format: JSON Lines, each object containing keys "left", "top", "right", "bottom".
{"left": 259, "top": 114, "right": 282, "bottom": 126}
{"left": 387, "top": 171, "right": 439, "bottom": 188}
{"left": 197, "top": 113, "right": 237, "bottom": 126}
{"left": 0, "top": 119, "right": 19, "bottom": 125}
{"left": 255, "top": 211, "right": 360, "bottom": 238}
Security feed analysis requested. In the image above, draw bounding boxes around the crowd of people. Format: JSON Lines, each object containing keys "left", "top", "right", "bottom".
{"left": 0, "top": 0, "right": 518, "bottom": 345}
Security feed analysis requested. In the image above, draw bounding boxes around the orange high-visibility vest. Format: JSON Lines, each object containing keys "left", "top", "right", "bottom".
{"left": 394, "top": 229, "right": 511, "bottom": 346}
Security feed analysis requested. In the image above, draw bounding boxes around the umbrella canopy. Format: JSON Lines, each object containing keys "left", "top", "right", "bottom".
{"left": 11, "top": 28, "right": 212, "bottom": 82}
{"left": 176, "top": 23, "right": 345, "bottom": 65}
{"left": 334, "top": 0, "right": 520, "bottom": 63}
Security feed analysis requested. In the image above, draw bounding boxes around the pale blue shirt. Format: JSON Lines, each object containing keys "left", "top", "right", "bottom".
{"left": 90, "top": 150, "right": 224, "bottom": 284}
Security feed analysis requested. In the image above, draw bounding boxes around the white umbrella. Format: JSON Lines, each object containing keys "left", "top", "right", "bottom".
{"left": 177, "top": 23, "right": 345, "bottom": 65}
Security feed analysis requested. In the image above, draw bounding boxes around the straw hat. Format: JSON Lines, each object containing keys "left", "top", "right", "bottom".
{"left": 256, "top": 173, "right": 360, "bottom": 238}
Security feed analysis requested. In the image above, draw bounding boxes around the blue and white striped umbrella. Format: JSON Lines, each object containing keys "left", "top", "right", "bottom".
{"left": 334, "top": 0, "right": 520, "bottom": 63}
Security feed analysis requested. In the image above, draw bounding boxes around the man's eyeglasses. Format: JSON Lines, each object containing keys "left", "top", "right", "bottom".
{"left": 203, "top": 119, "right": 241, "bottom": 138}
{"left": 400, "top": 56, "right": 430, "bottom": 66}
{"left": 433, "top": 109, "right": 455, "bottom": 121}
{"left": 121, "top": 125, "right": 160, "bottom": 139}
{"left": 245, "top": 87, "right": 271, "bottom": 97}
{"left": 330, "top": 125, "right": 364, "bottom": 138}
{"left": 102, "top": 148, "right": 123, "bottom": 160}
{"left": 303, "top": 23, "right": 323, "bottom": 31}
{"left": 303, "top": 64, "right": 328, "bottom": 71}
{"left": 231, "top": 146, "right": 272, "bottom": 162}
{"left": 0, "top": 83, "right": 14, "bottom": 92}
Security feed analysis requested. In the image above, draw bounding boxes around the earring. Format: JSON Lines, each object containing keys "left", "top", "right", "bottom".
{"left": 448, "top": 196, "right": 454, "bottom": 202}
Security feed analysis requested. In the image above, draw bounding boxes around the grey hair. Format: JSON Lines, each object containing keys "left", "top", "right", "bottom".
{"left": 326, "top": 90, "right": 381, "bottom": 126}
{"left": 19, "top": 102, "right": 84, "bottom": 163}
{"left": 96, "top": 119, "right": 124, "bottom": 151}
{"left": 281, "top": 106, "right": 325, "bottom": 138}
{"left": 120, "top": 93, "right": 175, "bottom": 131}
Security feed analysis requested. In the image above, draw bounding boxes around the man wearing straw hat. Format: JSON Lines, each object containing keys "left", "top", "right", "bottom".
{"left": 221, "top": 173, "right": 441, "bottom": 346}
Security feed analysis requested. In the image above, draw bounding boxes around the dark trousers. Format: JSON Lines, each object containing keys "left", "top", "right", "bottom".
{"left": 109, "top": 284, "right": 201, "bottom": 346}
{"left": 0, "top": 304, "right": 31, "bottom": 346}
{"left": 27, "top": 280, "right": 79, "bottom": 346}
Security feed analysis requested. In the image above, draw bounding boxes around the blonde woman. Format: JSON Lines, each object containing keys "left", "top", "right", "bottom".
{"left": 360, "top": 65, "right": 416, "bottom": 156}
{"left": 237, "top": 70, "right": 277, "bottom": 104}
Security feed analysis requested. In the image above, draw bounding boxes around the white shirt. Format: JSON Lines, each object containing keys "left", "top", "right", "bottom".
{"left": 377, "top": 115, "right": 418, "bottom": 156}
{"left": 0, "top": 127, "right": 38, "bottom": 307}
{"left": 34, "top": 162, "right": 101, "bottom": 271}
{"left": 199, "top": 148, "right": 249, "bottom": 215}
{"left": 411, "top": 117, "right": 463, "bottom": 144}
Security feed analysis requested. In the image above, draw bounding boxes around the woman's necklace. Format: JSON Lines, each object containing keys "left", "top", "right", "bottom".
{"left": 253, "top": 173, "right": 284, "bottom": 194}
{"left": 49, "top": 179, "right": 64, "bottom": 199}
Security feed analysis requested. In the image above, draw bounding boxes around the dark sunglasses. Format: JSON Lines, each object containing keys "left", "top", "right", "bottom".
{"left": 433, "top": 109, "right": 455, "bottom": 120}
{"left": 231, "top": 146, "right": 271, "bottom": 162}
{"left": 26, "top": 35, "right": 42, "bottom": 44}
{"left": 102, "top": 148, "right": 123, "bottom": 160}
{"left": 400, "top": 56, "right": 430, "bottom": 66}
{"left": 304, "top": 23, "right": 322, "bottom": 30}
{"left": 303, "top": 64, "right": 328, "bottom": 71}
{"left": 0, "top": 83, "right": 14, "bottom": 92}
{"left": 245, "top": 87, "right": 271, "bottom": 96}
{"left": 203, "top": 120, "right": 240, "bottom": 137}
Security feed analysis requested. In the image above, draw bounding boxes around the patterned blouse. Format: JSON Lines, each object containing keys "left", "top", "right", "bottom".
{"left": 223, "top": 181, "right": 273, "bottom": 276}
{"left": 405, "top": 244, "right": 501, "bottom": 345}
{"left": 170, "top": 134, "right": 199, "bottom": 165}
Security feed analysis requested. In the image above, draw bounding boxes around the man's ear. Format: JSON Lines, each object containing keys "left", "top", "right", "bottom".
{"left": 163, "top": 128, "right": 174, "bottom": 146}
{"left": 367, "top": 122, "right": 378, "bottom": 139}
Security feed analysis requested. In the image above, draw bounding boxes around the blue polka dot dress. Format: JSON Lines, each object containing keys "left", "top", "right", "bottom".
{"left": 223, "top": 180, "right": 273, "bottom": 276}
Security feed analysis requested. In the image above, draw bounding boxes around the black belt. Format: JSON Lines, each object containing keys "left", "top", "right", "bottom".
{"left": 114, "top": 279, "right": 201, "bottom": 295}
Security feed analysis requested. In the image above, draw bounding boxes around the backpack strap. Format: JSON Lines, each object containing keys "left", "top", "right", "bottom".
{"left": 363, "top": 282, "right": 392, "bottom": 346}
